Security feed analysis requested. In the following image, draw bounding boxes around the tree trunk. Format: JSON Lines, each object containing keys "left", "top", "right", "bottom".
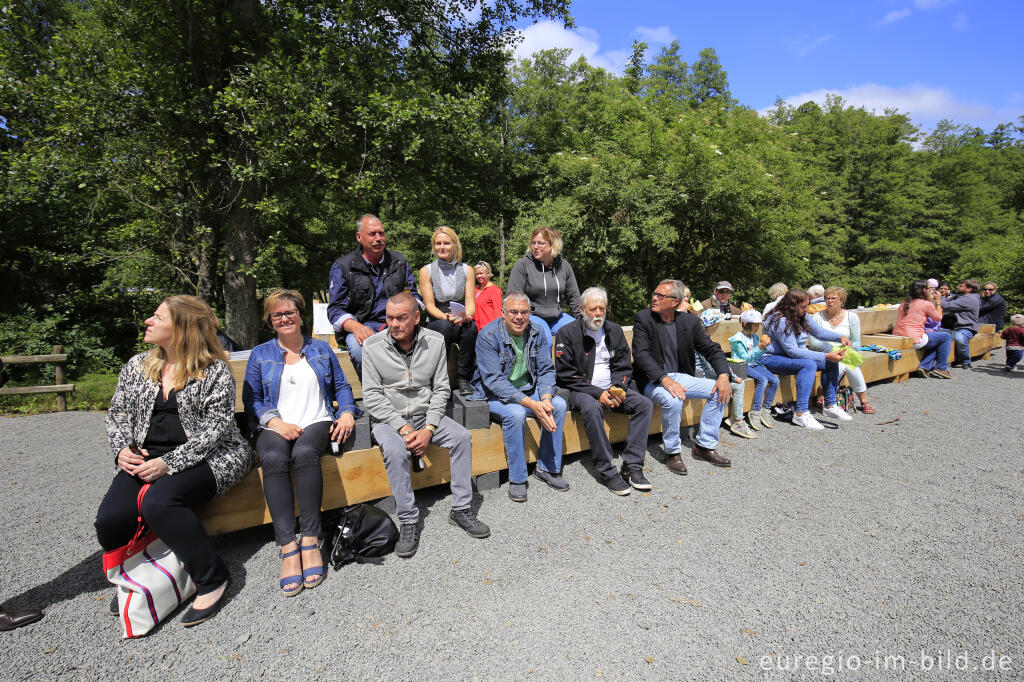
{"left": 223, "top": 182, "right": 260, "bottom": 347}
{"left": 498, "top": 213, "right": 506, "bottom": 284}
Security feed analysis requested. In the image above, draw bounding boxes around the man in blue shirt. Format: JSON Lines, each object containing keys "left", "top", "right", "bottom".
{"left": 326, "top": 214, "right": 422, "bottom": 377}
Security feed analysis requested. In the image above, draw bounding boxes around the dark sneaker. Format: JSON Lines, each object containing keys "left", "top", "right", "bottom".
{"left": 930, "top": 369, "right": 953, "bottom": 380}
{"left": 621, "top": 466, "right": 652, "bottom": 491}
{"left": 508, "top": 482, "right": 527, "bottom": 502}
{"left": 534, "top": 468, "right": 570, "bottom": 492}
{"left": 604, "top": 473, "right": 631, "bottom": 496}
{"left": 458, "top": 378, "right": 473, "bottom": 395}
{"left": 109, "top": 594, "right": 119, "bottom": 616}
{"left": 449, "top": 508, "right": 490, "bottom": 539}
{"left": 395, "top": 522, "right": 420, "bottom": 558}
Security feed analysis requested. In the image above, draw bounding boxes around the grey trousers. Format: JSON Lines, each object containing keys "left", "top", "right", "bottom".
{"left": 371, "top": 415, "right": 473, "bottom": 524}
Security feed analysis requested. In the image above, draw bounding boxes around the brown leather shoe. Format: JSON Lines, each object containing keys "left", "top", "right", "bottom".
{"left": 665, "top": 454, "right": 688, "bottom": 475}
{"left": 692, "top": 444, "right": 731, "bottom": 467}
{"left": 0, "top": 606, "right": 44, "bottom": 631}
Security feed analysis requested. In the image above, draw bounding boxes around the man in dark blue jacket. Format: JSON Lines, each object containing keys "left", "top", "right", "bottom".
{"left": 326, "top": 214, "right": 422, "bottom": 376}
{"left": 979, "top": 281, "right": 1007, "bottom": 331}
{"left": 632, "top": 279, "right": 733, "bottom": 475}
{"left": 555, "top": 287, "right": 654, "bottom": 495}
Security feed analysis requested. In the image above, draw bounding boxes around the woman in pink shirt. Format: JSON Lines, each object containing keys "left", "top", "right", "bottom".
{"left": 893, "top": 280, "right": 953, "bottom": 379}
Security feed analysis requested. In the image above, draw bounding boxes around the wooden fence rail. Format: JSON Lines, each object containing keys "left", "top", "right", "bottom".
{"left": 0, "top": 345, "right": 74, "bottom": 411}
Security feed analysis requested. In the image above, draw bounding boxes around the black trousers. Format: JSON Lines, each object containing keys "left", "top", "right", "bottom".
{"left": 568, "top": 388, "right": 654, "bottom": 480}
{"left": 257, "top": 421, "right": 331, "bottom": 545}
{"left": 425, "top": 318, "right": 478, "bottom": 381}
{"left": 96, "top": 462, "right": 226, "bottom": 594}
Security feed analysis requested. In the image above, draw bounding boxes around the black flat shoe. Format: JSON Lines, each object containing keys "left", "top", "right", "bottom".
{"left": 181, "top": 579, "right": 230, "bottom": 628}
{"left": 109, "top": 594, "right": 119, "bottom": 616}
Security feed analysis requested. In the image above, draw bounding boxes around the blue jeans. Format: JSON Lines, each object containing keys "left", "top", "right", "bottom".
{"left": 942, "top": 328, "right": 975, "bottom": 366}
{"left": 344, "top": 321, "right": 384, "bottom": 378}
{"left": 1006, "top": 348, "right": 1023, "bottom": 369}
{"left": 746, "top": 364, "right": 780, "bottom": 411}
{"left": 918, "top": 330, "right": 952, "bottom": 371}
{"left": 488, "top": 391, "right": 567, "bottom": 484}
{"left": 760, "top": 354, "right": 839, "bottom": 413}
{"left": 643, "top": 372, "right": 728, "bottom": 452}
{"left": 529, "top": 313, "right": 576, "bottom": 348}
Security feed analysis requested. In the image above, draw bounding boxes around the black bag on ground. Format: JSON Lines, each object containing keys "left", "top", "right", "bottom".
{"left": 322, "top": 504, "right": 399, "bottom": 569}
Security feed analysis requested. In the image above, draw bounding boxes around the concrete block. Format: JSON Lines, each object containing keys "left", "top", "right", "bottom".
{"left": 333, "top": 410, "right": 372, "bottom": 453}
{"left": 473, "top": 471, "right": 501, "bottom": 492}
{"left": 372, "top": 496, "right": 396, "bottom": 516}
{"left": 452, "top": 393, "right": 491, "bottom": 430}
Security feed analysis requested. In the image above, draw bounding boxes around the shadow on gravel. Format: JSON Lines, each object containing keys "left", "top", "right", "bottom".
{"left": 2, "top": 549, "right": 107, "bottom": 611}
{"left": 972, "top": 366, "right": 1024, "bottom": 379}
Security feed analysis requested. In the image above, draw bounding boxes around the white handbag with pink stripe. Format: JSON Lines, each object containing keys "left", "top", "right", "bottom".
{"left": 102, "top": 484, "right": 196, "bottom": 638}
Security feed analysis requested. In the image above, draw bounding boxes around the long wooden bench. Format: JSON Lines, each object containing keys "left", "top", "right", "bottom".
{"left": 199, "top": 310, "right": 1004, "bottom": 534}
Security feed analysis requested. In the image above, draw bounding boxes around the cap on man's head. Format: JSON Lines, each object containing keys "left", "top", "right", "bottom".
{"left": 699, "top": 309, "right": 725, "bottom": 327}
{"left": 927, "top": 278, "right": 939, "bottom": 288}
{"left": 715, "top": 281, "right": 733, "bottom": 291}
{"left": 739, "top": 310, "right": 762, "bottom": 324}
{"left": 1012, "top": 314, "right": 1024, "bottom": 326}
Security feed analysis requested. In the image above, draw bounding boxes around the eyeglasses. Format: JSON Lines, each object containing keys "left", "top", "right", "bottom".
{"left": 651, "top": 292, "right": 679, "bottom": 301}
{"left": 504, "top": 309, "right": 531, "bottom": 318}
{"left": 270, "top": 309, "right": 299, "bottom": 321}
{"left": 529, "top": 241, "right": 550, "bottom": 248}
{"left": 982, "top": 288, "right": 995, "bottom": 292}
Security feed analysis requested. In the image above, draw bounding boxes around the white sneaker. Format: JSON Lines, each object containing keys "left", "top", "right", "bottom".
{"left": 729, "top": 420, "right": 758, "bottom": 439}
{"left": 746, "top": 413, "right": 762, "bottom": 431}
{"left": 760, "top": 408, "right": 774, "bottom": 429}
{"left": 793, "top": 412, "right": 825, "bottom": 430}
{"left": 822, "top": 405, "right": 854, "bottom": 422}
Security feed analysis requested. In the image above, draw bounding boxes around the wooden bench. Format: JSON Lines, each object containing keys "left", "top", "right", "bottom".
{"left": 199, "top": 309, "right": 1005, "bottom": 534}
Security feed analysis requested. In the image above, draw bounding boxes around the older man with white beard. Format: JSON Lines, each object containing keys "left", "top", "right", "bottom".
{"left": 555, "top": 287, "right": 655, "bottom": 495}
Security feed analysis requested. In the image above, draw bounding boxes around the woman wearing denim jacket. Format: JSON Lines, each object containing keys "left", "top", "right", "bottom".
{"left": 760, "top": 289, "right": 853, "bottom": 431}
{"left": 243, "top": 289, "right": 359, "bottom": 596}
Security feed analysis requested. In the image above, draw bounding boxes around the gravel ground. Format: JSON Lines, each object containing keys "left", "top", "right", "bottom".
{"left": 2, "top": 353, "right": 1023, "bottom": 680}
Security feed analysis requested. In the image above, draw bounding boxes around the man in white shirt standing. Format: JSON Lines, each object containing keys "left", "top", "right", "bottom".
{"left": 555, "top": 287, "right": 654, "bottom": 495}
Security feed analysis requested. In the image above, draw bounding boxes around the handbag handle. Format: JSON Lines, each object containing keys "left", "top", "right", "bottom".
{"left": 126, "top": 483, "right": 153, "bottom": 553}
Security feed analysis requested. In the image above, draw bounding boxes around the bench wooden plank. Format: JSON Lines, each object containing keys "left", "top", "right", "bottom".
{"left": 1, "top": 354, "right": 69, "bottom": 364}
{"left": 0, "top": 384, "right": 75, "bottom": 396}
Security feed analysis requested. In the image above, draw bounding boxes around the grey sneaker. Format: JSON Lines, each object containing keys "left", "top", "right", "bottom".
{"left": 604, "top": 473, "right": 631, "bottom": 496}
{"left": 508, "top": 482, "right": 528, "bottom": 502}
{"left": 449, "top": 508, "right": 490, "bottom": 539}
{"left": 109, "top": 594, "right": 119, "bottom": 616}
{"left": 760, "top": 408, "right": 774, "bottom": 429}
{"left": 729, "top": 420, "right": 758, "bottom": 439}
{"left": 534, "top": 468, "right": 570, "bottom": 492}
{"left": 746, "top": 413, "right": 762, "bottom": 431}
{"left": 395, "top": 522, "right": 420, "bottom": 558}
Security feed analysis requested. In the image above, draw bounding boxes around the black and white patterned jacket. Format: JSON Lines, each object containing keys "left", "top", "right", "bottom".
{"left": 106, "top": 353, "right": 253, "bottom": 495}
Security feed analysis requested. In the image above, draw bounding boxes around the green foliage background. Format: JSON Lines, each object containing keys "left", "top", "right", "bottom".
{"left": 3, "top": 2, "right": 1023, "bottom": 401}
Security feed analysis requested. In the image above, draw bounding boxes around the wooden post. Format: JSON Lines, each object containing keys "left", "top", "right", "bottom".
{"left": 53, "top": 345, "right": 66, "bottom": 412}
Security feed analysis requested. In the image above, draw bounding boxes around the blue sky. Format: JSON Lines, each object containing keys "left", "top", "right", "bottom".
{"left": 513, "top": 0, "right": 1024, "bottom": 134}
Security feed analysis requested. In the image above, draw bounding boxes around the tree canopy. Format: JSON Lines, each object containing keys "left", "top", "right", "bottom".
{"left": 3, "top": 4, "right": 1022, "bottom": 379}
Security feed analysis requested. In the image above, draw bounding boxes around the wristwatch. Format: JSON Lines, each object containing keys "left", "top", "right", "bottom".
{"left": 425, "top": 424, "right": 437, "bottom": 434}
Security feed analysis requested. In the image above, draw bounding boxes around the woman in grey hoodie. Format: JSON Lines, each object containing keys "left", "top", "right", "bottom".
{"left": 506, "top": 226, "right": 582, "bottom": 347}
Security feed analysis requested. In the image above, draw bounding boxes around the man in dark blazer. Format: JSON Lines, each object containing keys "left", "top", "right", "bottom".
{"left": 633, "top": 279, "right": 733, "bottom": 475}
{"left": 555, "top": 287, "right": 654, "bottom": 496}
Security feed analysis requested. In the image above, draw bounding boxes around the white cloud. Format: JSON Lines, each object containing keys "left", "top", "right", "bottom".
{"left": 513, "top": 20, "right": 630, "bottom": 73}
{"left": 765, "top": 83, "right": 1004, "bottom": 130}
{"left": 877, "top": 8, "right": 912, "bottom": 25}
{"left": 952, "top": 12, "right": 969, "bottom": 30}
{"left": 631, "top": 25, "right": 677, "bottom": 45}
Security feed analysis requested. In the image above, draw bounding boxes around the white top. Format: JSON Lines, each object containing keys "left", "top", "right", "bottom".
{"left": 815, "top": 310, "right": 850, "bottom": 349}
{"left": 585, "top": 327, "right": 612, "bottom": 390}
{"left": 277, "top": 357, "right": 333, "bottom": 428}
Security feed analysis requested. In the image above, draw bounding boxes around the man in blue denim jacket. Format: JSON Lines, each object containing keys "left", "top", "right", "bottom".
{"left": 471, "top": 292, "right": 568, "bottom": 502}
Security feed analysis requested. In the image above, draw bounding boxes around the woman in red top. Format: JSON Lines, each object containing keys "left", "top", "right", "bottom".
{"left": 474, "top": 261, "right": 503, "bottom": 331}
{"left": 893, "top": 280, "right": 953, "bottom": 379}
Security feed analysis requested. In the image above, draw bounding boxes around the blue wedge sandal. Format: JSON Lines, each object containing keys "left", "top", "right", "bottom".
{"left": 280, "top": 546, "right": 303, "bottom": 597}
{"left": 300, "top": 542, "right": 324, "bottom": 589}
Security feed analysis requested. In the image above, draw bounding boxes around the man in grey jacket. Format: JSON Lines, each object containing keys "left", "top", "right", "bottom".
{"left": 361, "top": 292, "right": 489, "bottom": 558}
{"left": 941, "top": 278, "right": 981, "bottom": 369}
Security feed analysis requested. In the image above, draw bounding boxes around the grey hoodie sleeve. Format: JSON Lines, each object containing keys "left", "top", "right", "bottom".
{"left": 506, "top": 258, "right": 528, "bottom": 294}
{"left": 563, "top": 261, "right": 582, "bottom": 318}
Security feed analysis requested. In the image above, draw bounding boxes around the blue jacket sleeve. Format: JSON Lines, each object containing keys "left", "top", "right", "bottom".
{"left": 328, "top": 349, "right": 359, "bottom": 417}
{"left": 326, "top": 261, "right": 352, "bottom": 330}
{"left": 533, "top": 331, "right": 557, "bottom": 398}
{"left": 806, "top": 314, "right": 844, "bottom": 345}
{"left": 765, "top": 316, "right": 828, "bottom": 362}
{"left": 242, "top": 351, "right": 279, "bottom": 428}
